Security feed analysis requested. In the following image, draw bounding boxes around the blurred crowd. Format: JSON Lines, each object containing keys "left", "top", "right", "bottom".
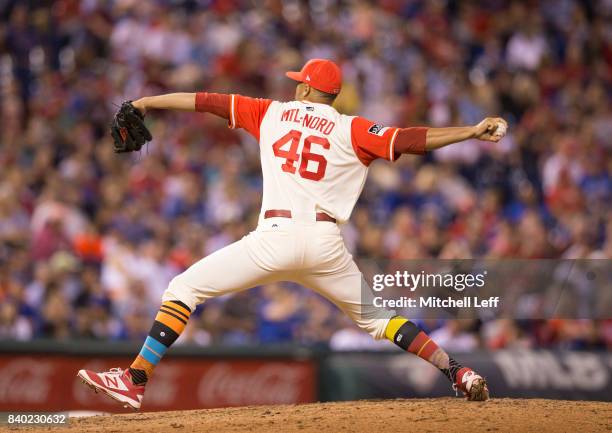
{"left": 0, "top": 0, "right": 610, "bottom": 351}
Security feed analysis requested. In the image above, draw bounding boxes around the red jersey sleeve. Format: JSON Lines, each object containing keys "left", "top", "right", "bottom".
{"left": 195, "top": 92, "right": 230, "bottom": 118}
{"left": 229, "top": 94, "right": 273, "bottom": 141}
{"left": 350, "top": 116, "right": 428, "bottom": 166}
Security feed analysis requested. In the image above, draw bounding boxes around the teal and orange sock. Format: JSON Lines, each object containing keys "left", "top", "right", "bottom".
{"left": 129, "top": 300, "right": 192, "bottom": 384}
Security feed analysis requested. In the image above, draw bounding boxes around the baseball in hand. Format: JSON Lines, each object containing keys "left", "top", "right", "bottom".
{"left": 493, "top": 121, "right": 507, "bottom": 138}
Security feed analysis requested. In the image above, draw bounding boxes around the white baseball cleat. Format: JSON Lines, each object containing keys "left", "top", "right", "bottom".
{"left": 454, "top": 367, "right": 490, "bottom": 401}
{"left": 77, "top": 368, "right": 145, "bottom": 410}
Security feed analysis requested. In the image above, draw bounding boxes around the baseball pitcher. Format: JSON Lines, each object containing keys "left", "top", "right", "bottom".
{"left": 79, "top": 59, "right": 507, "bottom": 409}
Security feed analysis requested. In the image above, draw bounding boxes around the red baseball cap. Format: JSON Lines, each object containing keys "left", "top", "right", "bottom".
{"left": 286, "top": 59, "right": 342, "bottom": 95}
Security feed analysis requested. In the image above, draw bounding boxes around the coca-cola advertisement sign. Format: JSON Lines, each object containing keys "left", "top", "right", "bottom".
{"left": 198, "top": 362, "right": 310, "bottom": 406}
{"left": 0, "top": 355, "right": 316, "bottom": 412}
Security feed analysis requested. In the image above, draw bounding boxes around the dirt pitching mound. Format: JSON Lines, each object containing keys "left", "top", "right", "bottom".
{"left": 32, "top": 399, "right": 612, "bottom": 433}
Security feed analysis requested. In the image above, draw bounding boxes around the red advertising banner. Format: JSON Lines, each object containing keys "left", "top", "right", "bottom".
{"left": 0, "top": 355, "right": 316, "bottom": 412}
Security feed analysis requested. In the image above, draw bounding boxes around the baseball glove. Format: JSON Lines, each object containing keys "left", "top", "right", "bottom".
{"left": 110, "top": 101, "right": 152, "bottom": 153}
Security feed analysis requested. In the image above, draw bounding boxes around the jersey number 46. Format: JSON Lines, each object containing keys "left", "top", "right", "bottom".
{"left": 272, "top": 130, "right": 330, "bottom": 181}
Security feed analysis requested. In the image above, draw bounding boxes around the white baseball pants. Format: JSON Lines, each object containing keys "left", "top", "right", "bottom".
{"left": 162, "top": 216, "right": 394, "bottom": 340}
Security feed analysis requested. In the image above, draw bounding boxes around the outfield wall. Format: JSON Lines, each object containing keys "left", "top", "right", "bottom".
{"left": 0, "top": 341, "right": 609, "bottom": 412}
{"left": 320, "top": 350, "right": 612, "bottom": 402}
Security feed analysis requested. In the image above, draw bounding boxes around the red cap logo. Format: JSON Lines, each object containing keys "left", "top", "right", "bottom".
{"left": 286, "top": 59, "right": 342, "bottom": 95}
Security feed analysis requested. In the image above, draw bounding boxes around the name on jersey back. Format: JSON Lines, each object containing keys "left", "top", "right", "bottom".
{"left": 280, "top": 108, "right": 336, "bottom": 135}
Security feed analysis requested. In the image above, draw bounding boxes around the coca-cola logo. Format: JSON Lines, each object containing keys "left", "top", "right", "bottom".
{"left": 0, "top": 358, "right": 52, "bottom": 403}
{"left": 198, "top": 363, "right": 308, "bottom": 406}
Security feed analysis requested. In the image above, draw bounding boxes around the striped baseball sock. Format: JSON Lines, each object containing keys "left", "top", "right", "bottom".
{"left": 129, "top": 300, "right": 192, "bottom": 385}
{"left": 385, "top": 316, "right": 462, "bottom": 383}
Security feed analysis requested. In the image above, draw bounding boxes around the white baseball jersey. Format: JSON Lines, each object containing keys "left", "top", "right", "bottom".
{"left": 228, "top": 96, "right": 406, "bottom": 223}
{"left": 165, "top": 94, "right": 425, "bottom": 342}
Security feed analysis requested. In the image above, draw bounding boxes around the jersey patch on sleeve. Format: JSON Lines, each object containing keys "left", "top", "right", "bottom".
{"left": 368, "top": 123, "right": 389, "bottom": 136}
